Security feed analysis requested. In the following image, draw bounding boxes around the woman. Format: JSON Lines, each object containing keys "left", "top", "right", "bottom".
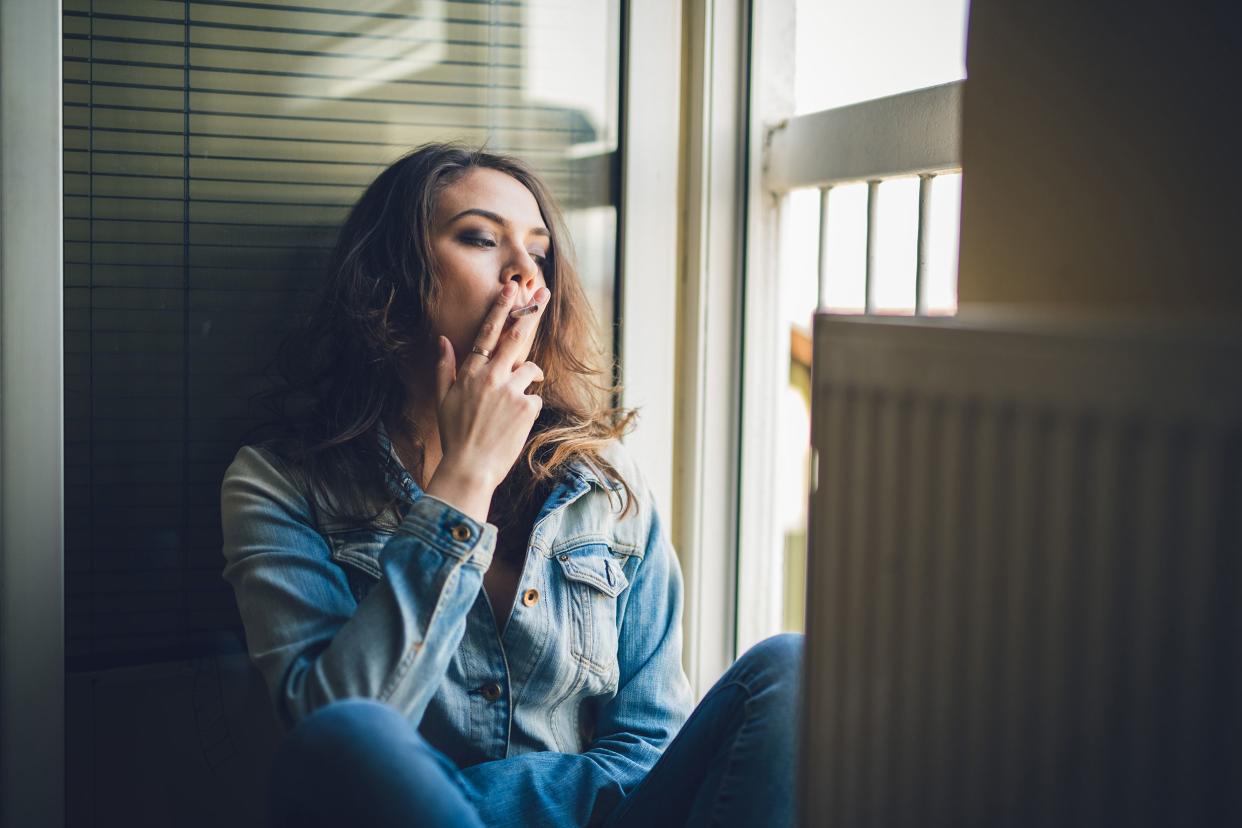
{"left": 220, "top": 142, "right": 803, "bottom": 828}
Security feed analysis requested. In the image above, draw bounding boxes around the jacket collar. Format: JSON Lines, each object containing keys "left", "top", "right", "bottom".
{"left": 375, "top": 418, "right": 618, "bottom": 501}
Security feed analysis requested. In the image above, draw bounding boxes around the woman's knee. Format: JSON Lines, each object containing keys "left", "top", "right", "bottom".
{"left": 739, "top": 632, "right": 804, "bottom": 676}
{"left": 268, "top": 699, "right": 474, "bottom": 827}
{"left": 272, "top": 698, "right": 414, "bottom": 781}
{"left": 729, "top": 632, "right": 805, "bottom": 698}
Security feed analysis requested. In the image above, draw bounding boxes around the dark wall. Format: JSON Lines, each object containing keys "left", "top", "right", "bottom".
{"left": 958, "top": 1, "right": 1242, "bottom": 311}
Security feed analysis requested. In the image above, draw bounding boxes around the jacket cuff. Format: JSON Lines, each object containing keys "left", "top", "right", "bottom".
{"left": 395, "top": 493, "right": 497, "bottom": 570}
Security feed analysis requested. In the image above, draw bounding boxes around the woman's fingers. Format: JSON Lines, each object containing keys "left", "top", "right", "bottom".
{"left": 465, "top": 283, "right": 519, "bottom": 370}
{"left": 433, "top": 288, "right": 548, "bottom": 493}
{"left": 435, "top": 336, "right": 457, "bottom": 407}
{"left": 510, "top": 360, "right": 545, "bottom": 394}
{"left": 492, "top": 286, "right": 550, "bottom": 371}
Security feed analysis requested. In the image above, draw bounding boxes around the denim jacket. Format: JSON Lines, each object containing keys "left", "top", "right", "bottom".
{"left": 219, "top": 421, "right": 694, "bottom": 826}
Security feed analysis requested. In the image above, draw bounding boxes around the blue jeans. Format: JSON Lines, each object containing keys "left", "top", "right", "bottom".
{"left": 267, "top": 632, "right": 803, "bottom": 827}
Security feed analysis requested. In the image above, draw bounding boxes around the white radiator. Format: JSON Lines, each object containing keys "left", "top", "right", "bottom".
{"left": 802, "top": 314, "right": 1242, "bottom": 828}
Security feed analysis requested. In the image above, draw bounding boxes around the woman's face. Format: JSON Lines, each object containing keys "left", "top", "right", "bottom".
{"left": 427, "top": 167, "right": 550, "bottom": 368}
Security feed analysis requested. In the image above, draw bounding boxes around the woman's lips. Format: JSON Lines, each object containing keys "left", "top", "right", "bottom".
{"left": 508, "top": 287, "right": 547, "bottom": 319}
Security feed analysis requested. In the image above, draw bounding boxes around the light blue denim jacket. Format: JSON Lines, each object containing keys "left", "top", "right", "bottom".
{"left": 219, "top": 421, "right": 694, "bottom": 826}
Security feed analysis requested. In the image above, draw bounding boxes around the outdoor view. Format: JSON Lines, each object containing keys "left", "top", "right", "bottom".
{"left": 776, "top": 0, "right": 970, "bottom": 633}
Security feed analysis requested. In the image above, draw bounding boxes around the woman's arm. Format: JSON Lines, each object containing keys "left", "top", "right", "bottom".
{"left": 456, "top": 495, "right": 695, "bottom": 828}
{"left": 223, "top": 285, "right": 547, "bottom": 734}
{"left": 220, "top": 443, "right": 497, "bottom": 733}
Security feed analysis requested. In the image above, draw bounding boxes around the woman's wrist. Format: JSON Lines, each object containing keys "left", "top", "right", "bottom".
{"left": 425, "top": 459, "right": 496, "bottom": 525}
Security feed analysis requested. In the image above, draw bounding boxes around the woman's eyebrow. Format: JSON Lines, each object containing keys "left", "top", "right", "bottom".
{"left": 448, "top": 207, "right": 550, "bottom": 238}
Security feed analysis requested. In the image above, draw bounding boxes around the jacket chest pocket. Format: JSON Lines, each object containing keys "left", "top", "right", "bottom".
{"left": 554, "top": 543, "right": 630, "bottom": 680}
{"left": 326, "top": 530, "right": 385, "bottom": 604}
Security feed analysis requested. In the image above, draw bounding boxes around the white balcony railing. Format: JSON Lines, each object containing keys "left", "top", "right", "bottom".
{"left": 763, "top": 80, "right": 963, "bottom": 315}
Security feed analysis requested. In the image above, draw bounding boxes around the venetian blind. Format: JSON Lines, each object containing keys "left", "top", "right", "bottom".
{"left": 62, "top": 0, "right": 622, "bottom": 670}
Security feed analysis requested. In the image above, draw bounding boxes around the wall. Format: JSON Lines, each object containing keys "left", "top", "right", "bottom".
{"left": 957, "top": 1, "right": 1242, "bottom": 312}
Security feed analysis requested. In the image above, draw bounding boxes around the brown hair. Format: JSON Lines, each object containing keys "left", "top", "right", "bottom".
{"left": 246, "top": 141, "right": 638, "bottom": 532}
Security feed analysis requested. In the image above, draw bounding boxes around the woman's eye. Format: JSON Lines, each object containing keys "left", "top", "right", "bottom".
{"left": 530, "top": 252, "right": 548, "bottom": 266}
{"left": 461, "top": 235, "right": 495, "bottom": 248}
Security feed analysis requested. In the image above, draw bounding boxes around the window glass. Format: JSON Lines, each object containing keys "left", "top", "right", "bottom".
{"left": 749, "top": 0, "right": 968, "bottom": 647}
{"left": 795, "top": 0, "right": 969, "bottom": 114}
{"left": 62, "top": 0, "right": 622, "bottom": 668}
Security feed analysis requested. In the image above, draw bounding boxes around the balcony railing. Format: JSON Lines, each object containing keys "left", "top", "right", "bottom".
{"left": 763, "top": 80, "right": 963, "bottom": 315}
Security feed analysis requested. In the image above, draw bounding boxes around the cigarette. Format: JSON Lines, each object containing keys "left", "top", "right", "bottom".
{"left": 509, "top": 302, "right": 539, "bottom": 319}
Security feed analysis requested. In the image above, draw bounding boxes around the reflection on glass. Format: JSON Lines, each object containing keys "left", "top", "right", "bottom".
{"left": 62, "top": 0, "right": 621, "bottom": 666}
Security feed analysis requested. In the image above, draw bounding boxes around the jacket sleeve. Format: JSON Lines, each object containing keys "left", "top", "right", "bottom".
{"left": 456, "top": 490, "right": 696, "bottom": 828}
{"left": 219, "top": 444, "right": 496, "bottom": 733}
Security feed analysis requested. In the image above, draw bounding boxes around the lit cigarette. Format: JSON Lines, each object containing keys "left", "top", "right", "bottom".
{"left": 509, "top": 302, "right": 539, "bottom": 319}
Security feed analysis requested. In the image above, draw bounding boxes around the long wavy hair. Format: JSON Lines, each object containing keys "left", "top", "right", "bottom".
{"left": 244, "top": 141, "right": 638, "bottom": 535}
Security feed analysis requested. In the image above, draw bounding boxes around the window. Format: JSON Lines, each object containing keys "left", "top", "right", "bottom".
{"left": 737, "top": 0, "right": 970, "bottom": 653}
{"left": 59, "top": 0, "right": 627, "bottom": 818}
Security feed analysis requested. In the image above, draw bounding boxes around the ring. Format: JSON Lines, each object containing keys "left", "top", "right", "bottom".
{"left": 470, "top": 345, "right": 492, "bottom": 360}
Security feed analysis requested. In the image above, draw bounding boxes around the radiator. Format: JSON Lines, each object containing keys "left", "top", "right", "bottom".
{"left": 802, "top": 314, "right": 1241, "bottom": 828}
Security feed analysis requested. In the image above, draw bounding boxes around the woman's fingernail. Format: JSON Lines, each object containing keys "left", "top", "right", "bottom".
{"left": 502, "top": 282, "right": 515, "bottom": 297}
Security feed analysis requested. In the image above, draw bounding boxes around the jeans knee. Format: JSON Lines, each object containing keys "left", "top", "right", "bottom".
{"left": 743, "top": 632, "right": 804, "bottom": 675}
{"left": 272, "top": 698, "right": 409, "bottom": 781}
{"left": 294, "top": 698, "right": 402, "bottom": 744}
{"left": 732, "top": 632, "right": 804, "bottom": 698}
{"left": 267, "top": 699, "right": 472, "bottom": 828}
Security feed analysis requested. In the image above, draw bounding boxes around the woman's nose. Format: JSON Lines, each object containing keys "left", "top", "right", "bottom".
{"left": 504, "top": 255, "right": 542, "bottom": 295}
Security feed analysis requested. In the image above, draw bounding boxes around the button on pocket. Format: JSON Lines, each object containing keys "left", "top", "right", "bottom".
{"left": 450, "top": 523, "right": 472, "bottom": 542}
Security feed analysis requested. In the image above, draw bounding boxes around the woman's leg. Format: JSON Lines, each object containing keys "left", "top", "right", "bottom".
{"left": 267, "top": 697, "right": 485, "bottom": 828}
{"left": 603, "top": 632, "right": 804, "bottom": 828}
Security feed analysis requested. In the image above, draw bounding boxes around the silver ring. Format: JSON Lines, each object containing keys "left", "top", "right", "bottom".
{"left": 470, "top": 345, "right": 492, "bottom": 360}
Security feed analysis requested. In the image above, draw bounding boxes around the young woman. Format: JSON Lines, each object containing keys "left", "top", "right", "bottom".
{"left": 220, "top": 142, "right": 803, "bottom": 828}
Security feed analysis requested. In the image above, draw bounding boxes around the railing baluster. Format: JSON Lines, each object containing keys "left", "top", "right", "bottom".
{"left": 915, "top": 173, "right": 934, "bottom": 316}
{"left": 865, "top": 180, "right": 880, "bottom": 314}
{"left": 818, "top": 185, "right": 831, "bottom": 311}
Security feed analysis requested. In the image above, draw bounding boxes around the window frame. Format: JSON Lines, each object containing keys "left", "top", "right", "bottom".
{"left": 0, "top": 0, "right": 694, "bottom": 816}
{"left": 1, "top": 0, "right": 66, "bottom": 821}
{"left": 619, "top": 0, "right": 752, "bottom": 697}
{"left": 736, "top": 0, "right": 963, "bottom": 652}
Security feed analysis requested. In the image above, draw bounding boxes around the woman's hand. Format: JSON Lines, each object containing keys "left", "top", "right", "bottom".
{"left": 425, "top": 282, "right": 550, "bottom": 523}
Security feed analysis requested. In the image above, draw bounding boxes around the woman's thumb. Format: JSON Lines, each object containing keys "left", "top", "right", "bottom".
{"left": 435, "top": 336, "right": 456, "bottom": 404}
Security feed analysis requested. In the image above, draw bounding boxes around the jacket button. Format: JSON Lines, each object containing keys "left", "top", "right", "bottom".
{"left": 481, "top": 682, "right": 502, "bottom": 701}
{"left": 522, "top": 588, "right": 539, "bottom": 606}
{"left": 450, "top": 524, "right": 472, "bottom": 541}
{"left": 558, "top": 553, "right": 568, "bottom": 562}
